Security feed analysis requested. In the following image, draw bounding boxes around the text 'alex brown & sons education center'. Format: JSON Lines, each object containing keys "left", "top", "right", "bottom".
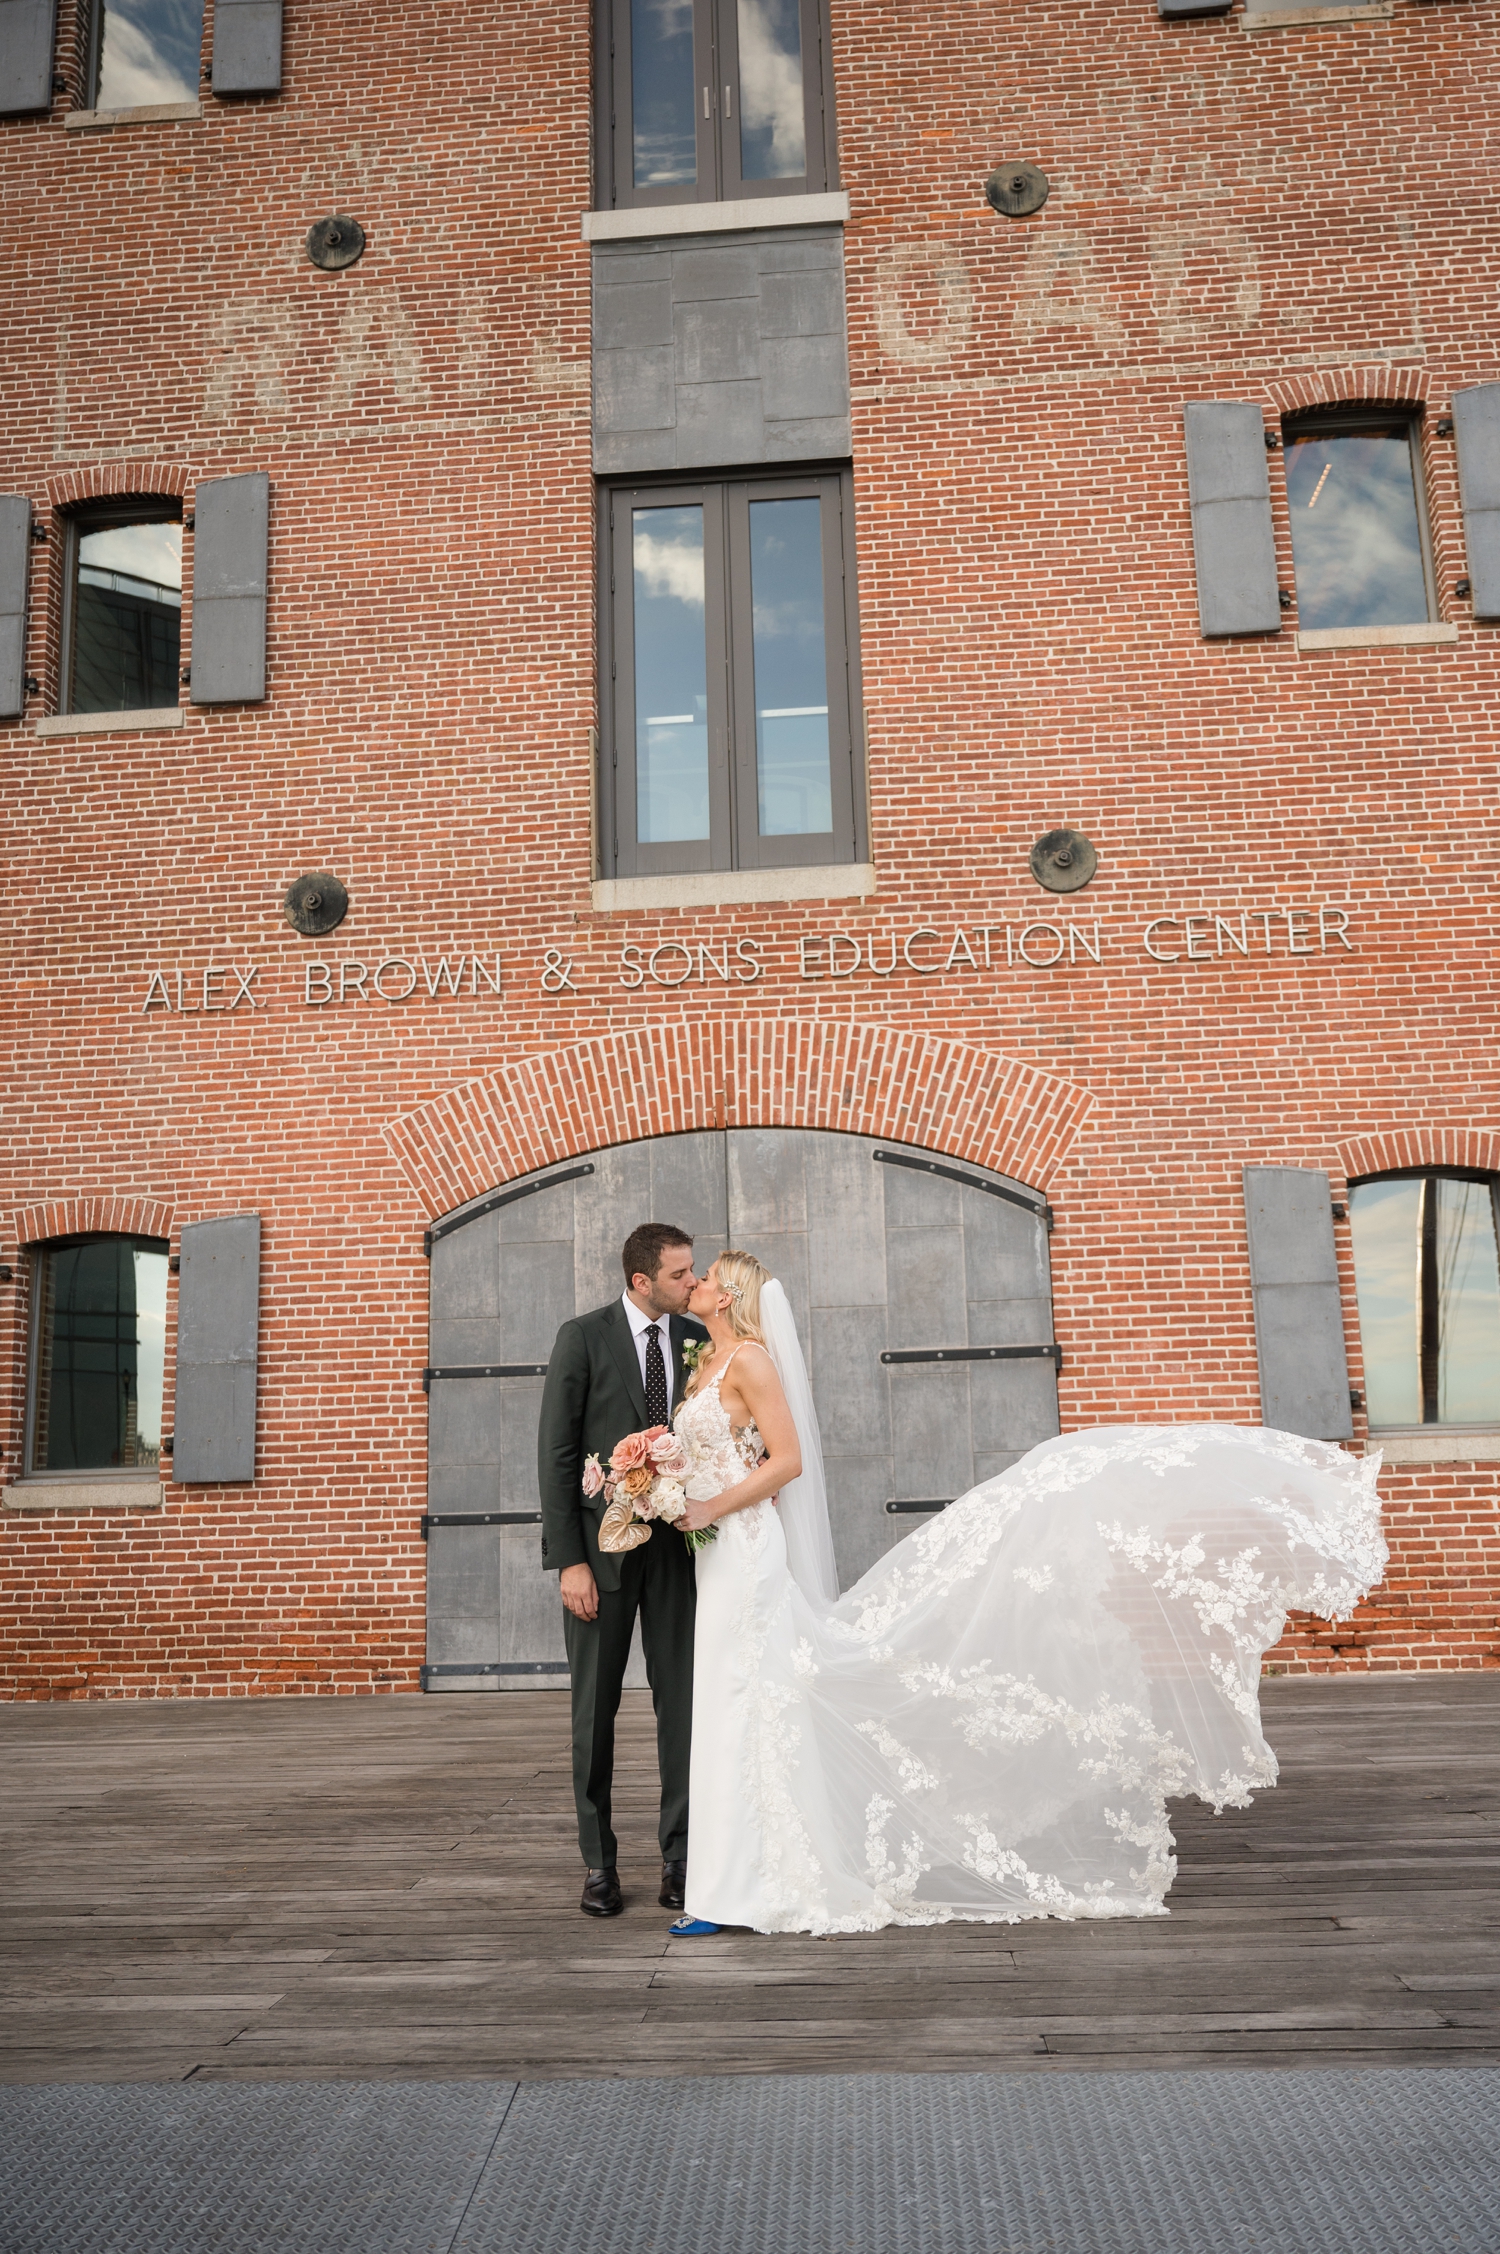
{"left": 2, "top": 0, "right": 1498, "bottom": 1697}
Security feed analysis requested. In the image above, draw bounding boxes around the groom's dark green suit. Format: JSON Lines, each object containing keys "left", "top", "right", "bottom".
{"left": 537, "top": 1297, "right": 709, "bottom": 1870}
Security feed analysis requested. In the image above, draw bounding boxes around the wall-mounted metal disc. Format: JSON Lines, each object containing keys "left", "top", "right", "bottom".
{"left": 1029, "top": 830, "right": 1098, "bottom": 893}
{"left": 306, "top": 215, "right": 365, "bottom": 270}
{"left": 284, "top": 872, "right": 349, "bottom": 935}
{"left": 985, "top": 162, "right": 1050, "bottom": 218}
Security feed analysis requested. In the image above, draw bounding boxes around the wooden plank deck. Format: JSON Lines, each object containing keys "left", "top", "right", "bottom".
{"left": 2, "top": 1676, "right": 1497, "bottom": 2084}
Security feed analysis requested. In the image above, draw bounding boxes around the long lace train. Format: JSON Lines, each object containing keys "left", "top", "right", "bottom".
{"left": 681, "top": 1421, "right": 1386, "bottom": 1934}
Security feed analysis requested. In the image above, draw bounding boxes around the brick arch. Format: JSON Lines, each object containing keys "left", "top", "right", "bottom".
{"left": 10, "top": 1196, "right": 175, "bottom": 1252}
{"left": 386, "top": 1021, "right": 1094, "bottom": 1220}
{"left": 43, "top": 463, "right": 194, "bottom": 509}
{"left": 1266, "top": 367, "right": 1430, "bottom": 418}
{"left": 1339, "top": 1129, "right": 1500, "bottom": 1186}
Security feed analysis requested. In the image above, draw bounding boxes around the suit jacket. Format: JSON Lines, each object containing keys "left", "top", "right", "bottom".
{"left": 537, "top": 1299, "right": 710, "bottom": 1593}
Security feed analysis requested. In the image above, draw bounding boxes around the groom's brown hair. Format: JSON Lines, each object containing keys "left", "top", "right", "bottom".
{"left": 621, "top": 1222, "right": 693, "bottom": 1286}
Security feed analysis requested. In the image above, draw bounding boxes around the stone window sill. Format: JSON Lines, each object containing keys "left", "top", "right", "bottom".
{"left": 582, "top": 191, "right": 849, "bottom": 244}
{"left": 1368, "top": 1428, "right": 1500, "bottom": 1465}
{"left": 34, "top": 708, "right": 185, "bottom": 736}
{"left": 4, "top": 1479, "right": 163, "bottom": 1510}
{"left": 1242, "top": 4, "right": 1392, "bottom": 29}
{"left": 64, "top": 101, "right": 202, "bottom": 129}
{"left": 592, "top": 863, "right": 875, "bottom": 912}
{"left": 1296, "top": 623, "right": 1458, "bottom": 653}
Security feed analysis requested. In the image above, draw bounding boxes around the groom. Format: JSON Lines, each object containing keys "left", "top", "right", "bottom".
{"left": 537, "top": 1223, "right": 709, "bottom": 1918}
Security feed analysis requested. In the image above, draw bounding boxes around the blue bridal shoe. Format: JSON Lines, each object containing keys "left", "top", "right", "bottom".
{"left": 669, "top": 1915, "right": 721, "bottom": 1936}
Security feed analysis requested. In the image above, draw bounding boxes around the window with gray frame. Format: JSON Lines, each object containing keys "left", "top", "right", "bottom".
{"left": 596, "top": 0, "right": 836, "bottom": 209}
{"left": 1282, "top": 409, "right": 1437, "bottom": 632}
{"left": 62, "top": 501, "right": 182, "bottom": 713}
{"left": 1349, "top": 1172, "right": 1500, "bottom": 1428}
{"left": 598, "top": 468, "right": 863, "bottom": 877}
{"left": 86, "top": 0, "right": 202, "bottom": 107}
{"left": 25, "top": 1236, "right": 169, "bottom": 1475}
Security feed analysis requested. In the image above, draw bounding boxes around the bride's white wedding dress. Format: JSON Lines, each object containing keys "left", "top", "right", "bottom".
{"left": 674, "top": 1335, "right": 1386, "bottom": 1936}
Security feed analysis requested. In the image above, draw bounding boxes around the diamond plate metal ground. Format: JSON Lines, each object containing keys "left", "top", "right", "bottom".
{"left": 0, "top": 2080, "right": 513, "bottom": 2254}
{"left": 458, "top": 2067, "right": 1500, "bottom": 2254}
{"left": 2, "top": 2068, "right": 1497, "bottom": 2254}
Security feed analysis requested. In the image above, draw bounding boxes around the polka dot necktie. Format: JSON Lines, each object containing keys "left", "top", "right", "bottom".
{"left": 644, "top": 1323, "right": 669, "bottom": 1430}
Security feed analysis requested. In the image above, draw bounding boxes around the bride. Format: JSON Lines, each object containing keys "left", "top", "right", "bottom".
{"left": 664, "top": 1249, "right": 1386, "bottom": 1938}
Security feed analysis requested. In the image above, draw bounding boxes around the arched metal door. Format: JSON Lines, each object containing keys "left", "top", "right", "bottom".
{"left": 423, "top": 1130, "right": 1058, "bottom": 1688}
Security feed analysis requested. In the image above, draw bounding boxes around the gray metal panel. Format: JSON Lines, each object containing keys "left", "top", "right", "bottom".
{"left": 0, "top": 0, "right": 56, "bottom": 114}
{"left": 190, "top": 472, "right": 269, "bottom": 705}
{"left": 0, "top": 492, "right": 29, "bottom": 718}
{"left": 593, "top": 227, "right": 851, "bottom": 475}
{"left": 425, "top": 1153, "right": 733, "bottom": 1689}
{"left": 1160, "top": 0, "right": 1232, "bottom": 13}
{"left": 1452, "top": 384, "right": 1500, "bottom": 617}
{"left": 729, "top": 1130, "right": 1056, "bottom": 1591}
{"left": 211, "top": 0, "right": 282, "bottom": 93}
{"left": 1242, "top": 1166, "right": 1353, "bottom": 1441}
{"left": 174, "top": 1214, "right": 261, "bottom": 1482}
{"left": 1183, "top": 402, "right": 1281, "bottom": 637}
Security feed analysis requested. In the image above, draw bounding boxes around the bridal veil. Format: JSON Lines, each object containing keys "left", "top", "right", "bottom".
{"left": 758, "top": 1278, "right": 841, "bottom": 1606}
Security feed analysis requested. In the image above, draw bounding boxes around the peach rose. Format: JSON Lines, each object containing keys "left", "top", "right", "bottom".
{"left": 610, "top": 1431, "right": 651, "bottom": 1474}
{"left": 620, "top": 1464, "right": 654, "bottom": 1499}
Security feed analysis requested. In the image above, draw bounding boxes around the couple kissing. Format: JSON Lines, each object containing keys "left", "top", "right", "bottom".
{"left": 537, "top": 1222, "right": 1386, "bottom": 1938}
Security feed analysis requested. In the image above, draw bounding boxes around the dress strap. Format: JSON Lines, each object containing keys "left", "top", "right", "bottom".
{"left": 708, "top": 1344, "right": 743, "bottom": 1386}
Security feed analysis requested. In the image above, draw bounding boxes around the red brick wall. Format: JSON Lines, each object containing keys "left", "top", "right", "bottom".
{"left": 2, "top": 0, "right": 1498, "bottom": 1694}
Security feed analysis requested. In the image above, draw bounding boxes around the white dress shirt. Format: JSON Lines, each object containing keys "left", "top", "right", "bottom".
{"left": 621, "top": 1291, "right": 675, "bottom": 1415}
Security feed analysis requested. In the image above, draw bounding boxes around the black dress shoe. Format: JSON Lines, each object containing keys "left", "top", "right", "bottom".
{"left": 659, "top": 1858, "right": 687, "bottom": 1911}
{"left": 580, "top": 1866, "right": 622, "bottom": 1917}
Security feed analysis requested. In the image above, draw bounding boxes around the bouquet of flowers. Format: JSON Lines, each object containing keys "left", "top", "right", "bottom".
{"left": 586, "top": 1425, "right": 718, "bottom": 1553}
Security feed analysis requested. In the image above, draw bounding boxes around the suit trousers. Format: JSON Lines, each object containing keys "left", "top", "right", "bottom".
{"left": 562, "top": 1524, "right": 696, "bottom": 1869}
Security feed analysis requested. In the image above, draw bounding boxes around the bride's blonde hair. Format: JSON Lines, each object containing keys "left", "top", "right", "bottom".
{"left": 711, "top": 1249, "right": 770, "bottom": 1343}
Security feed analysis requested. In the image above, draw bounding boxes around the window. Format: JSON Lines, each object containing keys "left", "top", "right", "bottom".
{"left": 1349, "top": 1173, "right": 1500, "bottom": 1428}
{"left": 1282, "top": 410, "right": 1436, "bottom": 632}
{"left": 598, "top": 0, "right": 836, "bottom": 209}
{"left": 88, "top": 0, "right": 203, "bottom": 109}
{"left": 599, "top": 469, "right": 863, "bottom": 876}
{"left": 62, "top": 502, "right": 182, "bottom": 713}
{"left": 25, "top": 1237, "right": 169, "bottom": 1475}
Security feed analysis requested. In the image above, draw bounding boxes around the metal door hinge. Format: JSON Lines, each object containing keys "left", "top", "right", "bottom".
{"left": 881, "top": 1343, "right": 1064, "bottom": 1370}
{"left": 423, "top": 1364, "right": 548, "bottom": 1392}
{"left": 421, "top": 1510, "right": 543, "bottom": 1538}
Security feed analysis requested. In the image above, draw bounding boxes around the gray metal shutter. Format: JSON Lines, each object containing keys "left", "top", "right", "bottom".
{"left": 1452, "top": 385, "right": 1500, "bottom": 620}
{"left": 726, "top": 1131, "right": 1059, "bottom": 1588}
{"left": 0, "top": 0, "right": 57, "bottom": 114}
{"left": 174, "top": 1214, "right": 261, "bottom": 1481}
{"left": 425, "top": 1137, "right": 727, "bottom": 1690}
{"left": 0, "top": 494, "right": 29, "bottom": 718}
{"left": 1242, "top": 1167, "right": 1353, "bottom": 1441}
{"left": 1183, "top": 402, "right": 1281, "bottom": 637}
{"left": 189, "top": 472, "right": 268, "bottom": 704}
{"left": 211, "top": 0, "right": 281, "bottom": 95}
{"left": 1159, "top": 0, "right": 1232, "bottom": 14}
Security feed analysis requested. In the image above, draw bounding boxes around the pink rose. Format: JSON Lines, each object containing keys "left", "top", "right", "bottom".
{"left": 581, "top": 1454, "right": 604, "bottom": 1499}
{"left": 648, "top": 1431, "right": 689, "bottom": 1478}
{"left": 610, "top": 1431, "right": 651, "bottom": 1474}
